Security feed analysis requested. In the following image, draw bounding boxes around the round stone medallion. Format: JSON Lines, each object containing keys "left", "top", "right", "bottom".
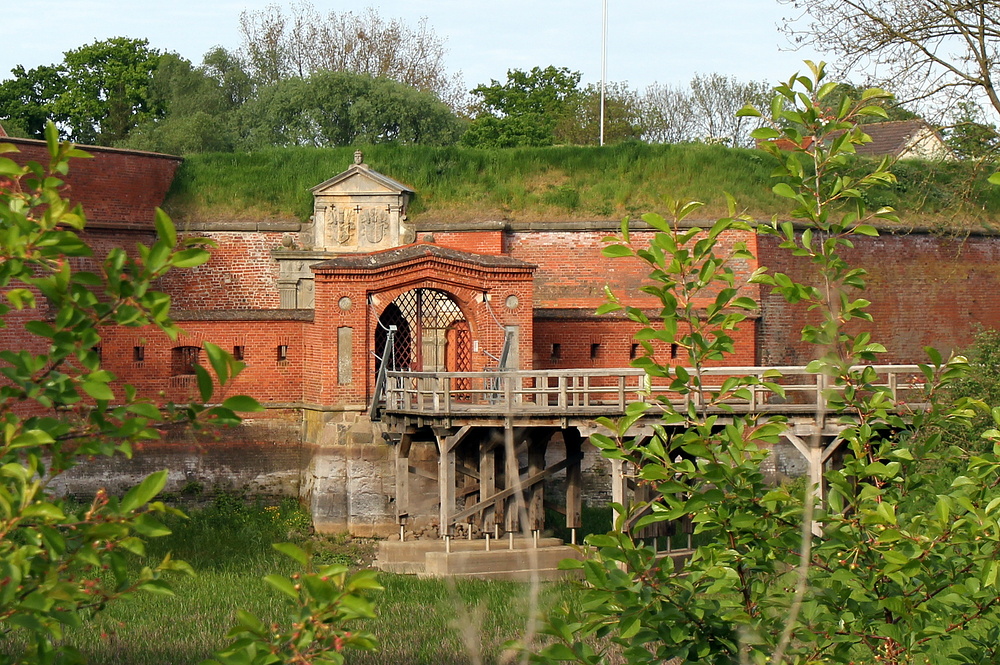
{"left": 338, "top": 296, "right": 353, "bottom": 311}
{"left": 505, "top": 294, "right": 519, "bottom": 310}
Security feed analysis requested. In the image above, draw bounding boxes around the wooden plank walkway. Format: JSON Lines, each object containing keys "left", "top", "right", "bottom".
{"left": 381, "top": 365, "right": 927, "bottom": 420}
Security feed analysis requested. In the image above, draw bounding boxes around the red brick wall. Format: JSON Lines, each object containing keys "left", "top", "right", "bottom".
{"left": 308, "top": 252, "right": 534, "bottom": 405}
{"left": 758, "top": 231, "right": 1000, "bottom": 365}
{"left": 431, "top": 230, "right": 504, "bottom": 255}
{"left": 533, "top": 317, "right": 758, "bottom": 369}
{"left": 2, "top": 137, "right": 180, "bottom": 230}
{"left": 105, "top": 320, "right": 306, "bottom": 404}
{"left": 506, "top": 229, "right": 759, "bottom": 311}
{"left": 158, "top": 231, "right": 298, "bottom": 309}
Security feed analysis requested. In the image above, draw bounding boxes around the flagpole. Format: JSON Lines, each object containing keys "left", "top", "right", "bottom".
{"left": 600, "top": 0, "right": 607, "bottom": 146}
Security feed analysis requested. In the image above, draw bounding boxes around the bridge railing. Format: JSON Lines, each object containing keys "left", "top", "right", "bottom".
{"left": 381, "top": 365, "right": 927, "bottom": 417}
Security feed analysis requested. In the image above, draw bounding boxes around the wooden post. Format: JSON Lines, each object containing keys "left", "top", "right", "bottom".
{"left": 395, "top": 429, "right": 413, "bottom": 522}
{"left": 480, "top": 434, "right": 496, "bottom": 533}
{"left": 610, "top": 457, "right": 626, "bottom": 528}
{"left": 528, "top": 431, "right": 548, "bottom": 530}
{"left": 438, "top": 432, "right": 456, "bottom": 537}
{"left": 564, "top": 428, "right": 583, "bottom": 531}
{"left": 504, "top": 423, "right": 519, "bottom": 533}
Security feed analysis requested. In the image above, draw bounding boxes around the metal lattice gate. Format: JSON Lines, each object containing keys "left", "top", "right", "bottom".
{"left": 376, "top": 289, "right": 467, "bottom": 372}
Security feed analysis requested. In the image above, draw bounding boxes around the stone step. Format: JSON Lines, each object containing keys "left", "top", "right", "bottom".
{"left": 422, "top": 545, "right": 584, "bottom": 579}
{"left": 376, "top": 536, "right": 564, "bottom": 567}
{"left": 375, "top": 537, "right": 585, "bottom": 580}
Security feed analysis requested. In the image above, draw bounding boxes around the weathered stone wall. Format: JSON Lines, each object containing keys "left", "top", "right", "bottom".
{"left": 300, "top": 408, "right": 397, "bottom": 536}
{"left": 50, "top": 411, "right": 304, "bottom": 498}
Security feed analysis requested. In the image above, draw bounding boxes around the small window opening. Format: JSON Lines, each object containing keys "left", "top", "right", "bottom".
{"left": 233, "top": 345, "right": 245, "bottom": 361}
{"left": 630, "top": 343, "right": 640, "bottom": 359}
{"left": 93, "top": 346, "right": 102, "bottom": 363}
{"left": 551, "top": 343, "right": 561, "bottom": 359}
{"left": 133, "top": 346, "right": 145, "bottom": 362}
{"left": 277, "top": 345, "right": 289, "bottom": 362}
{"left": 670, "top": 343, "right": 679, "bottom": 359}
{"left": 590, "top": 343, "right": 601, "bottom": 360}
{"left": 171, "top": 346, "right": 201, "bottom": 376}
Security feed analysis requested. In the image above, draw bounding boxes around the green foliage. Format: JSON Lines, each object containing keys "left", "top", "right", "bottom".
{"left": 0, "top": 126, "right": 266, "bottom": 664}
{"left": 555, "top": 82, "right": 646, "bottom": 146}
{"left": 0, "top": 65, "right": 67, "bottom": 139}
{"left": 233, "top": 70, "right": 464, "bottom": 150}
{"left": 528, "top": 62, "right": 1000, "bottom": 665}
{"left": 120, "top": 52, "right": 247, "bottom": 154}
{"left": 204, "top": 546, "right": 380, "bottom": 665}
{"left": 946, "top": 101, "right": 1000, "bottom": 159}
{"left": 166, "top": 141, "right": 1000, "bottom": 226}
{"left": 57, "top": 38, "right": 164, "bottom": 144}
{"left": 464, "top": 66, "right": 583, "bottom": 148}
{"left": 0, "top": 38, "right": 163, "bottom": 144}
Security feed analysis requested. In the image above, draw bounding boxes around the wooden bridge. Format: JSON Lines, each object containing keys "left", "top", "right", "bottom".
{"left": 375, "top": 364, "right": 926, "bottom": 559}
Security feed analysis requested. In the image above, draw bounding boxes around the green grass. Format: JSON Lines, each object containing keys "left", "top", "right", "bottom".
{"left": 7, "top": 495, "right": 990, "bottom": 664}
{"left": 165, "top": 143, "right": 1000, "bottom": 229}
{"left": 22, "top": 496, "right": 561, "bottom": 665}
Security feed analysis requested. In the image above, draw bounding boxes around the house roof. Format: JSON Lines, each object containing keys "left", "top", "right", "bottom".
{"left": 855, "top": 119, "right": 942, "bottom": 157}
{"left": 0, "top": 123, "right": 7, "bottom": 138}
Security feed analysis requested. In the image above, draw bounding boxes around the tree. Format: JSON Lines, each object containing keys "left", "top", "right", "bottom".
{"left": 121, "top": 52, "right": 248, "bottom": 154}
{"left": 554, "top": 82, "right": 646, "bottom": 145}
{"left": 639, "top": 82, "right": 698, "bottom": 144}
{"left": 52, "top": 37, "right": 164, "bottom": 144}
{"left": 0, "top": 126, "right": 253, "bottom": 662}
{"left": 0, "top": 127, "right": 383, "bottom": 664}
{"left": 237, "top": 2, "right": 465, "bottom": 109}
{"left": 639, "top": 74, "right": 770, "bottom": 146}
{"left": 779, "top": 0, "right": 1000, "bottom": 122}
{"left": 946, "top": 101, "right": 1000, "bottom": 158}
{"left": 0, "top": 65, "right": 67, "bottom": 139}
{"left": 527, "top": 63, "right": 1000, "bottom": 665}
{"left": 463, "top": 66, "right": 583, "bottom": 148}
{"left": 234, "top": 70, "right": 464, "bottom": 149}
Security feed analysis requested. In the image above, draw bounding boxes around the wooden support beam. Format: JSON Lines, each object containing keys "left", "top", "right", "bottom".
{"left": 398, "top": 428, "right": 414, "bottom": 458}
{"left": 480, "top": 434, "right": 497, "bottom": 533}
{"left": 407, "top": 465, "right": 437, "bottom": 482}
{"left": 565, "top": 428, "right": 583, "bottom": 530}
{"left": 528, "top": 431, "right": 549, "bottom": 531}
{"left": 450, "top": 457, "right": 573, "bottom": 523}
{"left": 395, "top": 450, "right": 409, "bottom": 520}
{"left": 504, "top": 423, "right": 519, "bottom": 533}
{"left": 444, "top": 425, "right": 474, "bottom": 453}
{"left": 611, "top": 457, "right": 626, "bottom": 527}
{"left": 437, "top": 433, "right": 456, "bottom": 538}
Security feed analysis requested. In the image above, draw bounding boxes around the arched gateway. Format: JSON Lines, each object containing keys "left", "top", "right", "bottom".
{"left": 375, "top": 288, "right": 470, "bottom": 374}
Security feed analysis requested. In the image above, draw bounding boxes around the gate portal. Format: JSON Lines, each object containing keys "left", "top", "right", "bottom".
{"left": 375, "top": 289, "right": 468, "bottom": 373}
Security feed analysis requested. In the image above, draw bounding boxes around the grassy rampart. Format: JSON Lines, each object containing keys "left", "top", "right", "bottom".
{"left": 164, "top": 143, "right": 1000, "bottom": 230}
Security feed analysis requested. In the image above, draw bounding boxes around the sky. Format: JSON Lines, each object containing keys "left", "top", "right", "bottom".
{"left": 4, "top": 0, "right": 821, "bottom": 91}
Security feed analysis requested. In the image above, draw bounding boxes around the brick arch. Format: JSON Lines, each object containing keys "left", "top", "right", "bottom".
{"left": 310, "top": 244, "right": 536, "bottom": 404}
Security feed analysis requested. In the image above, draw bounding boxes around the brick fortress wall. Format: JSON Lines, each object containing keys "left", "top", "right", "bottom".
{"left": 758, "top": 231, "right": 1000, "bottom": 365}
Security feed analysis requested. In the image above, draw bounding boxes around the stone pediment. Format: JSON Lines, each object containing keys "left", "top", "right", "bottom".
{"left": 303, "top": 151, "right": 415, "bottom": 253}
{"left": 310, "top": 165, "right": 414, "bottom": 197}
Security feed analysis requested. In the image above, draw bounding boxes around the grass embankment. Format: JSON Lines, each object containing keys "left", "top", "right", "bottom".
{"left": 51, "top": 496, "right": 576, "bottom": 665}
{"left": 12, "top": 495, "right": 985, "bottom": 664}
{"left": 165, "top": 143, "right": 1000, "bottom": 229}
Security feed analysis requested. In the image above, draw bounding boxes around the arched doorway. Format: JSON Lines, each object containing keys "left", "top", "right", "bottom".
{"left": 374, "top": 289, "right": 469, "bottom": 373}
